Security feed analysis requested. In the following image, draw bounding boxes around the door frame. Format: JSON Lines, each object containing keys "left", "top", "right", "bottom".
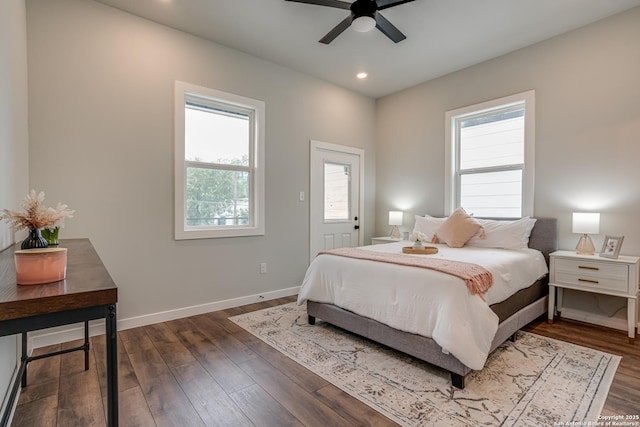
{"left": 309, "top": 140, "right": 365, "bottom": 263}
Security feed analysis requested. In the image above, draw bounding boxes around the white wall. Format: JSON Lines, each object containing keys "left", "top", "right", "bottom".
{"left": 0, "top": 0, "right": 29, "bottom": 415}
{"left": 26, "top": 0, "right": 376, "bottom": 325}
{"left": 375, "top": 6, "right": 640, "bottom": 256}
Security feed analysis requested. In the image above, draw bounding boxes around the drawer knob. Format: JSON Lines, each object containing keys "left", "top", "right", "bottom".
{"left": 578, "top": 265, "right": 599, "bottom": 271}
{"left": 578, "top": 278, "right": 599, "bottom": 284}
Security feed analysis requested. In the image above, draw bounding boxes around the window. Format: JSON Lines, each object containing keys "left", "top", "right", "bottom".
{"left": 175, "top": 81, "right": 265, "bottom": 239}
{"left": 323, "top": 161, "right": 351, "bottom": 221}
{"left": 445, "top": 91, "right": 535, "bottom": 218}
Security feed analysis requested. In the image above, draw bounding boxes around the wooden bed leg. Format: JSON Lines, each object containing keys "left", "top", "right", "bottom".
{"left": 451, "top": 373, "right": 465, "bottom": 389}
{"left": 308, "top": 315, "right": 316, "bottom": 325}
{"left": 509, "top": 332, "right": 517, "bottom": 342}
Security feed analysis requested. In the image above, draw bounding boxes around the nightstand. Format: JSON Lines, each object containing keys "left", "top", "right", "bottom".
{"left": 548, "top": 250, "right": 640, "bottom": 343}
{"left": 371, "top": 236, "right": 402, "bottom": 245}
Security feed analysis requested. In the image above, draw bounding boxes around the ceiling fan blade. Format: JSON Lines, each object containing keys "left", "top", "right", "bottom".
{"left": 319, "top": 14, "right": 354, "bottom": 44}
{"left": 374, "top": 12, "right": 406, "bottom": 43}
{"left": 376, "top": 0, "right": 416, "bottom": 11}
{"left": 284, "top": 0, "right": 351, "bottom": 10}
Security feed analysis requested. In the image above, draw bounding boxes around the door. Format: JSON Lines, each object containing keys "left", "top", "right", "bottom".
{"left": 310, "top": 140, "right": 364, "bottom": 261}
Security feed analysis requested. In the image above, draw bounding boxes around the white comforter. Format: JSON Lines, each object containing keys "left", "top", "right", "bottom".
{"left": 297, "top": 241, "right": 548, "bottom": 370}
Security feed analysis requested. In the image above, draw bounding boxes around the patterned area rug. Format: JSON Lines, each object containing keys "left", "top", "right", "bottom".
{"left": 230, "top": 302, "right": 620, "bottom": 427}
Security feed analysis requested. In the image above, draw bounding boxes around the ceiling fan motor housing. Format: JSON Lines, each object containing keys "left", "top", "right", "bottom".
{"left": 351, "top": 0, "right": 377, "bottom": 18}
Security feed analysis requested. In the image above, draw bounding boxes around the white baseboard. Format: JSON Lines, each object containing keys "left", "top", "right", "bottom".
{"left": 30, "top": 286, "right": 300, "bottom": 349}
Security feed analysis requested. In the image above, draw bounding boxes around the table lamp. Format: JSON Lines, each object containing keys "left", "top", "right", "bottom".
{"left": 572, "top": 212, "right": 600, "bottom": 255}
{"left": 389, "top": 211, "right": 402, "bottom": 239}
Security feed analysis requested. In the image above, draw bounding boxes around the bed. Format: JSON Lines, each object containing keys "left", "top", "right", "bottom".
{"left": 297, "top": 217, "right": 557, "bottom": 389}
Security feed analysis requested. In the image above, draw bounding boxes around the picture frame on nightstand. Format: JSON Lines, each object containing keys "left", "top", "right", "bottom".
{"left": 600, "top": 235, "right": 624, "bottom": 259}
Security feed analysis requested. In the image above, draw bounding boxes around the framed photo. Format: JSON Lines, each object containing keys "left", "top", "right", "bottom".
{"left": 600, "top": 235, "right": 624, "bottom": 259}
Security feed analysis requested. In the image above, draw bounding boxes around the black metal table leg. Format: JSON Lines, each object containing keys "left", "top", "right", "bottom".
{"left": 105, "top": 304, "right": 118, "bottom": 427}
{"left": 21, "top": 333, "right": 27, "bottom": 388}
{"left": 84, "top": 320, "right": 90, "bottom": 370}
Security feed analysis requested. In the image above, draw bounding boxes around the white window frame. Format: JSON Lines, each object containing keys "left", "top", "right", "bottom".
{"left": 444, "top": 90, "right": 535, "bottom": 217}
{"left": 174, "top": 81, "right": 265, "bottom": 239}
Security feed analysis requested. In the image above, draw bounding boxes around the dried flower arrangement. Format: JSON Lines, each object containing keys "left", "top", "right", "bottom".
{"left": 408, "top": 231, "right": 431, "bottom": 249}
{"left": 0, "top": 190, "right": 74, "bottom": 232}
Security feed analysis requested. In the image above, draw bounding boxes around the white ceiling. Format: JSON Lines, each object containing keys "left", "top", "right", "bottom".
{"left": 94, "top": 0, "right": 640, "bottom": 98}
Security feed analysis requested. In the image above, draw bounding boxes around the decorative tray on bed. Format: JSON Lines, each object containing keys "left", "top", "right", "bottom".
{"left": 402, "top": 246, "right": 438, "bottom": 255}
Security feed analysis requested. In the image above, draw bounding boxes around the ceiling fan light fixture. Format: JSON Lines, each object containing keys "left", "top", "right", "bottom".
{"left": 351, "top": 15, "right": 376, "bottom": 33}
{"left": 285, "top": 0, "right": 411, "bottom": 44}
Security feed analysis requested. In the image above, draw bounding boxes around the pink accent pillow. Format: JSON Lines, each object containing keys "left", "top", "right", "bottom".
{"left": 435, "top": 208, "right": 481, "bottom": 248}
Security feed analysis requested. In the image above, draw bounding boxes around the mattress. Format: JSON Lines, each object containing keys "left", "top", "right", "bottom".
{"left": 490, "top": 278, "right": 547, "bottom": 322}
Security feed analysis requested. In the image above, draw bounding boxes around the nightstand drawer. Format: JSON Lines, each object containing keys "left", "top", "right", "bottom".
{"left": 554, "top": 258, "right": 629, "bottom": 293}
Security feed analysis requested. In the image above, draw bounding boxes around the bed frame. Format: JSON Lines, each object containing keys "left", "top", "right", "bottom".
{"left": 306, "top": 218, "right": 557, "bottom": 389}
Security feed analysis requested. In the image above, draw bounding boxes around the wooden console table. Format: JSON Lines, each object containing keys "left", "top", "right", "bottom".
{"left": 0, "top": 239, "right": 118, "bottom": 427}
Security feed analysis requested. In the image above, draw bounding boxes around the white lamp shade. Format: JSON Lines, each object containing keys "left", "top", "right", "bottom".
{"left": 352, "top": 16, "right": 376, "bottom": 32}
{"left": 572, "top": 212, "right": 600, "bottom": 234}
{"left": 389, "top": 211, "right": 403, "bottom": 226}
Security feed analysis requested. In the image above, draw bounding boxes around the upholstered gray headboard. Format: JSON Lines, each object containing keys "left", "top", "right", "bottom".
{"left": 528, "top": 218, "right": 558, "bottom": 264}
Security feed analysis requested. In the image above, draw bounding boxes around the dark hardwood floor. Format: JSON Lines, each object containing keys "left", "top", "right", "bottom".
{"left": 10, "top": 296, "right": 640, "bottom": 426}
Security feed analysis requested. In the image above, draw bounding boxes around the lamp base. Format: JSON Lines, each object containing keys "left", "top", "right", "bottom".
{"left": 576, "top": 234, "right": 595, "bottom": 255}
{"left": 389, "top": 225, "right": 401, "bottom": 239}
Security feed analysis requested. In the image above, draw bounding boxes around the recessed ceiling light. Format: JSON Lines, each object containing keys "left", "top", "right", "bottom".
{"left": 356, "top": 72, "right": 368, "bottom": 79}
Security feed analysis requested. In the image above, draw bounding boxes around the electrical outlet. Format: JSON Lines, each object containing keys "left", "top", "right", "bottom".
{"left": 299, "top": 191, "right": 305, "bottom": 202}
{"left": 260, "top": 262, "right": 267, "bottom": 274}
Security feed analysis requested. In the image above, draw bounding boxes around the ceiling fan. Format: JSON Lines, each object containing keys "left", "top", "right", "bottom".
{"left": 285, "top": 0, "right": 416, "bottom": 44}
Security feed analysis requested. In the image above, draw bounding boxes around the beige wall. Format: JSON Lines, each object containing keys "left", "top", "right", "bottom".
{"left": 375, "top": 7, "right": 640, "bottom": 255}
{"left": 26, "top": 0, "right": 376, "bottom": 323}
{"left": 0, "top": 0, "right": 29, "bottom": 251}
{"left": 0, "top": 0, "right": 29, "bottom": 413}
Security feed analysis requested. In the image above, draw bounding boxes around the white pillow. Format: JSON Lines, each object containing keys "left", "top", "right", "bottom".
{"left": 467, "top": 217, "right": 537, "bottom": 250}
{"left": 412, "top": 214, "right": 446, "bottom": 241}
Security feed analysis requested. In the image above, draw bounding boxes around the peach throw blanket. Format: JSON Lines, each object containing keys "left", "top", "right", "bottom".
{"left": 319, "top": 247, "right": 494, "bottom": 296}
